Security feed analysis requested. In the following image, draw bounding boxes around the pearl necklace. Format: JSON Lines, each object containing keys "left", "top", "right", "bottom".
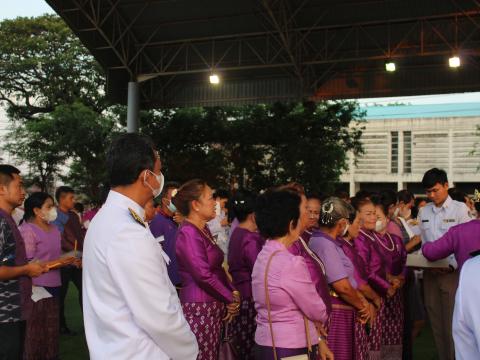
{"left": 359, "top": 229, "right": 395, "bottom": 252}
{"left": 299, "top": 236, "right": 326, "bottom": 275}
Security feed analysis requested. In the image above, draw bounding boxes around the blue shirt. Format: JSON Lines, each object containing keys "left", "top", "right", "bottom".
{"left": 149, "top": 213, "right": 181, "bottom": 286}
{"left": 52, "top": 209, "right": 69, "bottom": 234}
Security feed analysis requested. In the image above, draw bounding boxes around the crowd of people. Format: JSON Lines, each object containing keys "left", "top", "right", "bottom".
{"left": 1, "top": 133, "right": 480, "bottom": 360}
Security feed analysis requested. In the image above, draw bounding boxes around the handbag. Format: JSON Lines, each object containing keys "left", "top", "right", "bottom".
{"left": 264, "top": 251, "right": 317, "bottom": 360}
{"left": 218, "top": 322, "right": 238, "bottom": 360}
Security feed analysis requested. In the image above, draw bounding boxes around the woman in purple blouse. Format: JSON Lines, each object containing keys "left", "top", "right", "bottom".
{"left": 353, "top": 197, "right": 394, "bottom": 359}
{"left": 227, "top": 189, "right": 264, "bottom": 359}
{"left": 309, "top": 197, "right": 374, "bottom": 360}
{"left": 173, "top": 179, "right": 240, "bottom": 360}
{"left": 252, "top": 189, "right": 331, "bottom": 360}
{"left": 19, "top": 192, "right": 75, "bottom": 360}
{"left": 373, "top": 193, "right": 408, "bottom": 359}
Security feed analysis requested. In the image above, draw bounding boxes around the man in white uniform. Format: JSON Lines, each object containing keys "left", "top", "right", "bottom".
{"left": 453, "top": 251, "right": 480, "bottom": 360}
{"left": 82, "top": 134, "right": 198, "bottom": 359}
{"left": 418, "top": 168, "right": 470, "bottom": 360}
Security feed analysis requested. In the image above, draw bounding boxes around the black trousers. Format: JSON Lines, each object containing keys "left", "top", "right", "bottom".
{"left": 0, "top": 321, "right": 25, "bottom": 360}
{"left": 59, "top": 266, "right": 83, "bottom": 329}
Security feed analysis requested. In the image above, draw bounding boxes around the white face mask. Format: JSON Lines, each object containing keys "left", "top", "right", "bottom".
{"left": 144, "top": 170, "right": 164, "bottom": 198}
{"left": 342, "top": 223, "right": 350, "bottom": 236}
{"left": 43, "top": 207, "right": 58, "bottom": 223}
{"left": 400, "top": 208, "right": 412, "bottom": 219}
{"left": 375, "top": 219, "right": 386, "bottom": 232}
{"left": 215, "top": 201, "right": 221, "bottom": 216}
{"left": 393, "top": 207, "right": 400, "bottom": 217}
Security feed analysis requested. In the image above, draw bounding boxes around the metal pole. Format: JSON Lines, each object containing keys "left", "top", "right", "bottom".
{"left": 127, "top": 81, "right": 140, "bottom": 133}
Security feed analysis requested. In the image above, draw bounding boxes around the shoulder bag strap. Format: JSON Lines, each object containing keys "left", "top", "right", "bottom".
{"left": 264, "top": 250, "right": 281, "bottom": 360}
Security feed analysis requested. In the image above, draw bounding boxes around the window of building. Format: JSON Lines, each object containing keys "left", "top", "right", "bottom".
{"left": 404, "top": 131, "right": 412, "bottom": 173}
{"left": 391, "top": 131, "right": 398, "bottom": 173}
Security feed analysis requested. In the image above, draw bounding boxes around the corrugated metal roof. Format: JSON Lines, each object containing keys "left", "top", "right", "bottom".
{"left": 361, "top": 102, "right": 480, "bottom": 120}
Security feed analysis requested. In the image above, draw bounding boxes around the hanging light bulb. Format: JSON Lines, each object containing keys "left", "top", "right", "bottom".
{"left": 385, "top": 61, "right": 396, "bottom": 72}
{"left": 209, "top": 74, "right": 220, "bottom": 84}
{"left": 449, "top": 56, "right": 461, "bottom": 68}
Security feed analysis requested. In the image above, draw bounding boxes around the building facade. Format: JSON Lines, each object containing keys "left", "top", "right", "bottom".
{"left": 341, "top": 103, "right": 480, "bottom": 196}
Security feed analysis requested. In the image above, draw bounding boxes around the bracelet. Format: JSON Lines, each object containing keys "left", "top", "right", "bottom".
{"left": 318, "top": 335, "right": 325, "bottom": 342}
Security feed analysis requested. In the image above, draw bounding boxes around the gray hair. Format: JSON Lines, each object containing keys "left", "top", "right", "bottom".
{"left": 320, "top": 197, "right": 354, "bottom": 227}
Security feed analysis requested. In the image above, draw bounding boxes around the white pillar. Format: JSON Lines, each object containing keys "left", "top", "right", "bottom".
{"left": 127, "top": 81, "right": 140, "bottom": 133}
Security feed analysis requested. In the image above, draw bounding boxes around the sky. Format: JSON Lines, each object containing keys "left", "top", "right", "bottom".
{"left": 2, "top": 0, "right": 480, "bottom": 106}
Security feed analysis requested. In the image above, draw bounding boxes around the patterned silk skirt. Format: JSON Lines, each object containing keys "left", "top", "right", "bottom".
{"left": 327, "top": 303, "right": 368, "bottom": 360}
{"left": 381, "top": 291, "right": 404, "bottom": 360}
{"left": 368, "top": 302, "right": 385, "bottom": 360}
{"left": 24, "top": 296, "right": 59, "bottom": 360}
{"left": 231, "top": 298, "right": 256, "bottom": 359}
{"left": 182, "top": 301, "right": 225, "bottom": 360}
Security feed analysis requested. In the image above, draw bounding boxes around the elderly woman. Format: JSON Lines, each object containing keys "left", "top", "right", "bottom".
{"left": 173, "top": 179, "right": 240, "bottom": 360}
{"left": 252, "top": 189, "right": 330, "bottom": 360}
{"left": 309, "top": 197, "right": 373, "bottom": 360}
{"left": 227, "top": 189, "right": 264, "bottom": 359}
{"left": 372, "top": 194, "right": 407, "bottom": 360}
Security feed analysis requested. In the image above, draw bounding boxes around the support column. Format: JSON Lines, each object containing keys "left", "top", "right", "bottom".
{"left": 127, "top": 81, "right": 140, "bottom": 133}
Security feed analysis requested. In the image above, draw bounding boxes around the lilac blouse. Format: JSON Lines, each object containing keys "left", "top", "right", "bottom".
{"left": 289, "top": 237, "right": 332, "bottom": 315}
{"left": 176, "top": 221, "right": 235, "bottom": 303}
{"left": 19, "top": 222, "right": 61, "bottom": 287}
{"left": 309, "top": 230, "right": 358, "bottom": 288}
{"left": 338, "top": 237, "right": 369, "bottom": 288}
{"left": 354, "top": 230, "right": 391, "bottom": 296}
{"left": 227, "top": 227, "right": 265, "bottom": 299}
{"left": 252, "top": 240, "right": 328, "bottom": 349}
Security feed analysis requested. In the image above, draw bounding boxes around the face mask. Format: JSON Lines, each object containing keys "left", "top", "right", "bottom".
{"left": 375, "top": 219, "right": 386, "bottom": 232}
{"left": 400, "top": 208, "right": 411, "bottom": 219}
{"left": 342, "top": 223, "right": 350, "bottom": 236}
{"left": 393, "top": 207, "right": 400, "bottom": 217}
{"left": 43, "top": 207, "right": 58, "bottom": 223}
{"left": 167, "top": 200, "right": 177, "bottom": 213}
{"left": 215, "top": 201, "right": 221, "bottom": 216}
{"left": 144, "top": 170, "right": 164, "bottom": 198}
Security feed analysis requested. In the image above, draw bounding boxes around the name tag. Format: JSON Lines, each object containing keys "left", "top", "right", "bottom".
{"left": 422, "top": 220, "right": 429, "bottom": 223}
{"left": 443, "top": 219, "right": 455, "bottom": 223}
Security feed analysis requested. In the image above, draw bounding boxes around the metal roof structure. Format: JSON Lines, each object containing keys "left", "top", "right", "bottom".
{"left": 46, "top": 0, "right": 480, "bottom": 109}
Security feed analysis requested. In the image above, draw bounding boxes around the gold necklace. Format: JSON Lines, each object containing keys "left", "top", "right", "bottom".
{"left": 186, "top": 219, "right": 217, "bottom": 246}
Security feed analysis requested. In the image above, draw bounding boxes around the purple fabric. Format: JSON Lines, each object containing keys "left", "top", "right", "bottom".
{"left": 254, "top": 344, "right": 318, "bottom": 360}
{"left": 0, "top": 209, "right": 32, "bottom": 321}
{"left": 376, "top": 232, "right": 407, "bottom": 277}
{"left": 231, "top": 299, "right": 256, "bottom": 360}
{"left": 309, "top": 230, "right": 358, "bottom": 288}
{"left": 19, "top": 223, "right": 61, "bottom": 287}
{"left": 252, "top": 240, "right": 327, "bottom": 348}
{"left": 82, "top": 208, "right": 99, "bottom": 223}
{"left": 149, "top": 212, "right": 181, "bottom": 286}
{"left": 176, "top": 221, "right": 235, "bottom": 303}
{"left": 386, "top": 220, "right": 403, "bottom": 239}
{"left": 381, "top": 290, "right": 404, "bottom": 358}
{"left": 289, "top": 239, "right": 332, "bottom": 315}
{"left": 338, "top": 237, "right": 369, "bottom": 288}
{"left": 354, "top": 230, "right": 391, "bottom": 297}
{"left": 422, "top": 219, "right": 480, "bottom": 271}
{"left": 227, "top": 227, "right": 264, "bottom": 299}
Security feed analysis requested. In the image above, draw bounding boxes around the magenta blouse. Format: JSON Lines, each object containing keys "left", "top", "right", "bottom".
{"left": 227, "top": 227, "right": 265, "bottom": 300}
{"left": 354, "top": 230, "right": 391, "bottom": 296}
{"left": 176, "top": 221, "right": 235, "bottom": 303}
{"left": 19, "top": 222, "right": 61, "bottom": 287}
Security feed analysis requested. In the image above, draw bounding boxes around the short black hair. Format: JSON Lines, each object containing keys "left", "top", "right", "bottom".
{"left": 371, "top": 190, "right": 398, "bottom": 216}
{"left": 214, "top": 189, "right": 230, "bottom": 200}
{"left": 334, "top": 189, "right": 350, "bottom": 201}
{"left": 23, "top": 192, "right": 53, "bottom": 222}
{"left": 422, "top": 168, "right": 448, "bottom": 189}
{"left": 159, "top": 181, "right": 181, "bottom": 200}
{"left": 0, "top": 165, "right": 20, "bottom": 186}
{"left": 448, "top": 188, "right": 467, "bottom": 204}
{"left": 231, "top": 189, "right": 257, "bottom": 222}
{"left": 74, "top": 202, "right": 85, "bottom": 213}
{"left": 355, "top": 190, "right": 371, "bottom": 201}
{"left": 255, "top": 189, "right": 300, "bottom": 239}
{"left": 398, "top": 190, "right": 414, "bottom": 204}
{"left": 106, "top": 133, "right": 157, "bottom": 187}
{"left": 55, "top": 186, "right": 74, "bottom": 202}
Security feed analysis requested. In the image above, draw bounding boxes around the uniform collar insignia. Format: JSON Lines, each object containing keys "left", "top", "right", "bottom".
{"left": 129, "top": 207, "right": 146, "bottom": 228}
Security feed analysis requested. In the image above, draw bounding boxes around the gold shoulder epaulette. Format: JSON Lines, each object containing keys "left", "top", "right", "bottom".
{"left": 128, "top": 207, "right": 146, "bottom": 228}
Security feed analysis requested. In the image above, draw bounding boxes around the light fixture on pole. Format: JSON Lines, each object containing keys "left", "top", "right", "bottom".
{"left": 449, "top": 56, "right": 461, "bottom": 68}
{"left": 385, "top": 61, "right": 396, "bottom": 72}
{"left": 209, "top": 73, "right": 220, "bottom": 84}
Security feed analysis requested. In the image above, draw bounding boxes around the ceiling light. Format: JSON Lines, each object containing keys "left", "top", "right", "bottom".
{"left": 449, "top": 56, "right": 461, "bottom": 68}
{"left": 209, "top": 74, "right": 220, "bottom": 84}
{"left": 385, "top": 61, "right": 396, "bottom": 72}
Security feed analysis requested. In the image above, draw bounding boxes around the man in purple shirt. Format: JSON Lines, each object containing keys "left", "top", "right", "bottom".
{"left": 0, "top": 165, "right": 47, "bottom": 359}
{"left": 149, "top": 182, "right": 182, "bottom": 287}
{"left": 422, "top": 219, "right": 480, "bottom": 271}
